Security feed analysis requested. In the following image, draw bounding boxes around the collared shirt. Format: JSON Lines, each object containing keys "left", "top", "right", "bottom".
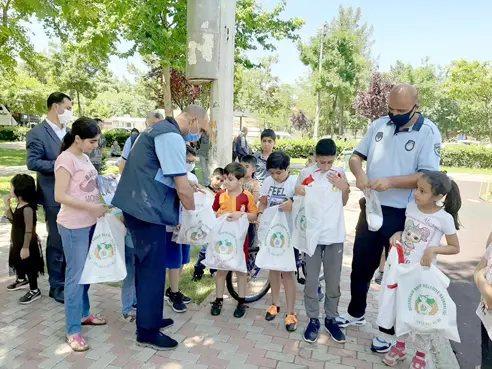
{"left": 353, "top": 114, "right": 441, "bottom": 209}
{"left": 153, "top": 132, "right": 187, "bottom": 189}
{"left": 46, "top": 118, "right": 67, "bottom": 141}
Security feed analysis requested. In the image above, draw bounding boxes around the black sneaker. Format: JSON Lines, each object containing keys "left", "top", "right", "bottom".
{"left": 210, "top": 300, "right": 223, "bottom": 316}
{"left": 192, "top": 272, "right": 203, "bottom": 282}
{"left": 325, "top": 317, "right": 346, "bottom": 343}
{"left": 7, "top": 279, "right": 29, "bottom": 291}
{"left": 19, "top": 289, "right": 41, "bottom": 304}
{"left": 161, "top": 318, "right": 174, "bottom": 330}
{"left": 166, "top": 292, "right": 187, "bottom": 313}
{"left": 233, "top": 303, "right": 248, "bottom": 318}
{"left": 165, "top": 288, "right": 191, "bottom": 305}
{"left": 303, "top": 318, "right": 320, "bottom": 343}
{"left": 136, "top": 331, "right": 178, "bottom": 351}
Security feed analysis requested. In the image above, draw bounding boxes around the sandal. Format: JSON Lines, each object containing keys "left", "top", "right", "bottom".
{"left": 81, "top": 314, "right": 107, "bottom": 326}
{"left": 67, "top": 333, "right": 89, "bottom": 352}
{"left": 122, "top": 312, "right": 136, "bottom": 323}
{"left": 410, "top": 353, "right": 426, "bottom": 369}
{"left": 382, "top": 345, "right": 406, "bottom": 367}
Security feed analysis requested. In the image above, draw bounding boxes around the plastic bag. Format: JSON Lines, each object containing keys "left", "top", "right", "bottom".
{"left": 79, "top": 214, "right": 127, "bottom": 284}
{"left": 202, "top": 214, "right": 249, "bottom": 273}
{"left": 97, "top": 175, "right": 120, "bottom": 205}
{"left": 395, "top": 263, "right": 460, "bottom": 342}
{"left": 177, "top": 192, "right": 217, "bottom": 245}
{"left": 292, "top": 195, "right": 307, "bottom": 253}
{"left": 476, "top": 245, "right": 492, "bottom": 340}
{"left": 364, "top": 189, "right": 383, "bottom": 232}
{"left": 376, "top": 242, "right": 405, "bottom": 330}
{"left": 256, "top": 206, "right": 296, "bottom": 272}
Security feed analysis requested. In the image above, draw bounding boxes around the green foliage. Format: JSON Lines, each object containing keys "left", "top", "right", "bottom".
{"left": 250, "top": 139, "right": 357, "bottom": 158}
{"left": 103, "top": 130, "right": 130, "bottom": 147}
{"left": 0, "top": 127, "right": 29, "bottom": 142}
{"left": 440, "top": 146, "right": 492, "bottom": 169}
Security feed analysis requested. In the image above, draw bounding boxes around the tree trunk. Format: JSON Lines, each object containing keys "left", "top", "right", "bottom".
{"left": 161, "top": 64, "right": 173, "bottom": 117}
{"left": 330, "top": 95, "right": 338, "bottom": 138}
{"left": 339, "top": 104, "right": 344, "bottom": 136}
{"left": 76, "top": 90, "right": 83, "bottom": 116}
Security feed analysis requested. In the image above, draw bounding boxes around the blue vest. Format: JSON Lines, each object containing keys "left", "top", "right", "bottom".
{"left": 112, "top": 118, "right": 182, "bottom": 226}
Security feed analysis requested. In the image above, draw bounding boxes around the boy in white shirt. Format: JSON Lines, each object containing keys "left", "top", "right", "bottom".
{"left": 296, "top": 139, "right": 350, "bottom": 344}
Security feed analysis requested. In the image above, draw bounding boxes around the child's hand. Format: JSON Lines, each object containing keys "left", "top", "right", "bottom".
{"left": 295, "top": 185, "right": 305, "bottom": 196}
{"left": 328, "top": 173, "right": 349, "bottom": 191}
{"left": 227, "top": 212, "right": 244, "bottom": 221}
{"left": 389, "top": 232, "right": 402, "bottom": 246}
{"left": 279, "top": 198, "right": 293, "bottom": 212}
{"left": 20, "top": 248, "right": 30, "bottom": 260}
{"left": 420, "top": 247, "right": 435, "bottom": 267}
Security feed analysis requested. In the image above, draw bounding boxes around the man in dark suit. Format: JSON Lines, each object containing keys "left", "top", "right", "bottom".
{"left": 26, "top": 92, "right": 73, "bottom": 304}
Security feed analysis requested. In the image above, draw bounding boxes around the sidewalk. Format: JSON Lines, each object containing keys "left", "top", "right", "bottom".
{"left": 0, "top": 187, "right": 459, "bottom": 369}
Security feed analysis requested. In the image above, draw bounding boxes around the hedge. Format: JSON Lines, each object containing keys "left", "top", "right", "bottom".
{"left": 103, "top": 130, "right": 130, "bottom": 147}
{"left": 0, "top": 127, "right": 30, "bottom": 142}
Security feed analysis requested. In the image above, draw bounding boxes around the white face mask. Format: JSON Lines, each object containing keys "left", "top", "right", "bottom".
{"left": 58, "top": 109, "right": 73, "bottom": 126}
{"left": 187, "top": 162, "right": 195, "bottom": 173}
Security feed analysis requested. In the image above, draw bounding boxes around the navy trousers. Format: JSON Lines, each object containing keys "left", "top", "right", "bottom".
{"left": 44, "top": 206, "right": 65, "bottom": 290}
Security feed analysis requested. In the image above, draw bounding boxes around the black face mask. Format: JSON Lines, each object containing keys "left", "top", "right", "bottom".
{"left": 388, "top": 105, "right": 417, "bottom": 128}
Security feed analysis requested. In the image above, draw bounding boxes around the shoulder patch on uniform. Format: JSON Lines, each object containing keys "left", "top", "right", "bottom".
{"left": 434, "top": 143, "right": 441, "bottom": 157}
{"left": 375, "top": 132, "right": 384, "bottom": 142}
{"left": 405, "top": 140, "right": 415, "bottom": 152}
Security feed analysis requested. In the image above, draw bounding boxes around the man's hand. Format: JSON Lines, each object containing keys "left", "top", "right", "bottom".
{"left": 227, "top": 212, "right": 244, "bottom": 221}
{"left": 421, "top": 248, "right": 436, "bottom": 267}
{"left": 328, "top": 173, "right": 349, "bottom": 192}
{"left": 279, "top": 198, "right": 293, "bottom": 212}
{"left": 295, "top": 185, "right": 306, "bottom": 197}
{"left": 370, "top": 178, "right": 391, "bottom": 192}
{"left": 191, "top": 182, "right": 205, "bottom": 193}
{"left": 355, "top": 173, "right": 370, "bottom": 191}
{"left": 389, "top": 232, "right": 402, "bottom": 247}
{"left": 20, "top": 248, "right": 30, "bottom": 260}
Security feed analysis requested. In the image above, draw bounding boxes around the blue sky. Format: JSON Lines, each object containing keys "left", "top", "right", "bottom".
{"left": 28, "top": 0, "right": 492, "bottom": 84}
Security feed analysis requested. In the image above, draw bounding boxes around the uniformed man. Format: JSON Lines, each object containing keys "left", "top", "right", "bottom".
{"left": 337, "top": 84, "right": 442, "bottom": 353}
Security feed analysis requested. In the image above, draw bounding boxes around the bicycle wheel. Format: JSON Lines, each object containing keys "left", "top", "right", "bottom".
{"left": 301, "top": 258, "right": 324, "bottom": 282}
{"left": 226, "top": 247, "right": 270, "bottom": 303}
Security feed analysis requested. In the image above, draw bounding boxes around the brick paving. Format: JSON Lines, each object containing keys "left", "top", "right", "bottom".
{"left": 0, "top": 187, "right": 459, "bottom": 369}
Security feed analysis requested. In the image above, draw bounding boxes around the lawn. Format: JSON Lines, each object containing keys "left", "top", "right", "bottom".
{"left": 0, "top": 149, "right": 26, "bottom": 167}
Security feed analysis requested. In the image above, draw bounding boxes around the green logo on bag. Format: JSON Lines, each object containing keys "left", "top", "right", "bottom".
{"left": 265, "top": 223, "right": 290, "bottom": 257}
{"left": 407, "top": 284, "right": 447, "bottom": 326}
{"left": 213, "top": 231, "right": 237, "bottom": 264}
{"left": 295, "top": 207, "right": 307, "bottom": 232}
{"left": 186, "top": 221, "right": 210, "bottom": 242}
{"left": 95, "top": 243, "right": 114, "bottom": 260}
{"left": 90, "top": 232, "right": 117, "bottom": 268}
{"left": 270, "top": 232, "right": 286, "bottom": 248}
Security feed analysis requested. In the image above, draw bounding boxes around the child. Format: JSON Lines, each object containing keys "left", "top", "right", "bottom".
{"left": 240, "top": 155, "right": 261, "bottom": 202}
{"left": 194, "top": 167, "right": 224, "bottom": 281}
{"left": 111, "top": 140, "right": 121, "bottom": 157}
{"left": 475, "top": 231, "right": 492, "bottom": 369}
{"left": 254, "top": 129, "right": 276, "bottom": 183}
{"left": 377, "top": 171, "right": 461, "bottom": 368}
{"left": 296, "top": 139, "right": 350, "bottom": 342}
{"left": 54, "top": 117, "right": 108, "bottom": 352}
{"left": 5, "top": 174, "right": 44, "bottom": 304}
{"left": 164, "top": 145, "right": 197, "bottom": 312}
{"left": 210, "top": 162, "right": 258, "bottom": 318}
{"left": 305, "top": 152, "right": 315, "bottom": 168}
{"left": 259, "top": 151, "right": 299, "bottom": 332}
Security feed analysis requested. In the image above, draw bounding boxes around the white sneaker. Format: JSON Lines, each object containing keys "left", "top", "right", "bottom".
{"left": 371, "top": 336, "right": 395, "bottom": 353}
{"left": 336, "top": 314, "right": 366, "bottom": 328}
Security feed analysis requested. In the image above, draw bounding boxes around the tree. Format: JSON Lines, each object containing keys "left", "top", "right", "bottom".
{"left": 446, "top": 60, "right": 492, "bottom": 141}
{"left": 291, "top": 111, "right": 310, "bottom": 133}
{"left": 354, "top": 71, "right": 393, "bottom": 122}
{"left": 298, "top": 6, "right": 373, "bottom": 137}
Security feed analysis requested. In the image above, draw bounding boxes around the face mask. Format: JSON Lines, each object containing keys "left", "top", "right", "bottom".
{"left": 388, "top": 105, "right": 416, "bottom": 128}
{"left": 58, "top": 109, "right": 73, "bottom": 126}
{"left": 183, "top": 131, "right": 201, "bottom": 142}
{"left": 187, "top": 162, "right": 195, "bottom": 172}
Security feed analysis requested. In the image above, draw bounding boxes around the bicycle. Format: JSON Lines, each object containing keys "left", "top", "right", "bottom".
{"left": 226, "top": 247, "right": 325, "bottom": 303}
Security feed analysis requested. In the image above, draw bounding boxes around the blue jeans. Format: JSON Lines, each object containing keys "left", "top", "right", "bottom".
{"left": 58, "top": 224, "right": 95, "bottom": 336}
{"left": 121, "top": 244, "right": 136, "bottom": 315}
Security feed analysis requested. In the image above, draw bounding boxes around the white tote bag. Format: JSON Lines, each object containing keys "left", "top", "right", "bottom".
{"left": 395, "top": 263, "right": 460, "bottom": 342}
{"left": 292, "top": 195, "right": 307, "bottom": 252}
{"left": 476, "top": 245, "right": 492, "bottom": 340}
{"left": 364, "top": 189, "right": 383, "bottom": 232}
{"left": 79, "top": 214, "right": 127, "bottom": 284}
{"left": 177, "top": 192, "right": 217, "bottom": 245}
{"left": 256, "top": 206, "right": 296, "bottom": 272}
{"left": 376, "top": 242, "right": 405, "bottom": 330}
{"left": 202, "top": 214, "right": 249, "bottom": 273}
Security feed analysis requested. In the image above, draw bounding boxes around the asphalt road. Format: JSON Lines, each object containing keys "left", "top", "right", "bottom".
{"left": 439, "top": 178, "right": 492, "bottom": 368}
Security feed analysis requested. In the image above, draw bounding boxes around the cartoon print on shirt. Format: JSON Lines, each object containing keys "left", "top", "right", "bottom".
{"left": 403, "top": 219, "right": 431, "bottom": 257}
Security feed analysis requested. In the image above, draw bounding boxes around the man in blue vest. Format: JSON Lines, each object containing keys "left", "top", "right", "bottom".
{"left": 113, "top": 105, "right": 208, "bottom": 350}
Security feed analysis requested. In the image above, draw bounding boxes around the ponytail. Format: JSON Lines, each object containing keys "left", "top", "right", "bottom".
{"left": 444, "top": 180, "right": 462, "bottom": 230}
{"left": 59, "top": 117, "right": 100, "bottom": 153}
{"left": 60, "top": 132, "right": 75, "bottom": 153}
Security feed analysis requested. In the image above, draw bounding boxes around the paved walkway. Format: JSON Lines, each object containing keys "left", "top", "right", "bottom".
{"left": 0, "top": 187, "right": 460, "bottom": 369}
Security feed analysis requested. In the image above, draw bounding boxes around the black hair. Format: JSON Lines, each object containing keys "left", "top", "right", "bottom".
{"left": 422, "top": 171, "right": 462, "bottom": 230}
{"left": 60, "top": 117, "right": 101, "bottom": 153}
{"left": 224, "top": 162, "right": 246, "bottom": 180}
{"left": 11, "top": 174, "right": 37, "bottom": 208}
{"left": 212, "top": 168, "right": 224, "bottom": 176}
{"left": 47, "top": 92, "right": 71, "bottom": 110}
{"left": 266, "top": 151, "right": 290, "bottom": 170}
{"left": 94, "top": 118, "right": 103, "bottom": 123}
{"left": 261, "top": 129, "right": 276, "bottom": 141}
{"left": 315, "top": 138, "right": 337, "bottom": 156}
{"left": 186, "top": 145, "right": 197, "bottom": 157}
{"left": 131, "top": 128, "right": 140, "bottom": 135}
{"left": 240, "top": 155, "right": 257, "bottom": 167}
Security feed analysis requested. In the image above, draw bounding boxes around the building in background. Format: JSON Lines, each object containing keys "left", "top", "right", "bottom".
{"left": 0, "top": 105, "right": 18, "bottom": 126}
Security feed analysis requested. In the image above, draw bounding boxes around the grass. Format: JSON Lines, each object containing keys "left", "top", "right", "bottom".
{"left": 441, "top": 166, "right": 492, "bottom": 175}
{"left": 0, "top": 149, "right": 26, "bottom": 167}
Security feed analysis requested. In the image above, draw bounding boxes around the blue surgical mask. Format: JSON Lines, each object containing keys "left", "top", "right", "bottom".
{"left": 183, "top": 131, "right": 201, "bottom": 142}
{"left": 388, "top": 105, "right": 417, "bottom": 128}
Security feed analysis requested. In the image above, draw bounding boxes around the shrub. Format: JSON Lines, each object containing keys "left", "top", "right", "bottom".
{"left": 103, "top": 130, "right": 130, "bottom": 147}
{"left": 251, "top": 139, "right": 357, "bottom": 158}
{"left": 0, "top": 127, "right": 30, "bottom": 142}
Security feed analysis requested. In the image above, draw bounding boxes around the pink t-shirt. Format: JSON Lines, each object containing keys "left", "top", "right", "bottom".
{"left": 55, "top": 151, "right": 100, "bottom": 229}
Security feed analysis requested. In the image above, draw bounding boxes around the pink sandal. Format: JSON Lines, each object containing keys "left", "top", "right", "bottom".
{"left": 382, "top": 345, "right": 406, "bottom": 366}
{"left": 81, "top": 314, "right": 107, "bottom": 326}
{"left": 67, "top": 333, "right": 89, "bottom": 352}
{"left": 410, "top": 352, "right": 426, "bottom": 369}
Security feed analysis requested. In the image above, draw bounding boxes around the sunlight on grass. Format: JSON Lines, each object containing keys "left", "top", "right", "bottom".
{"left": 0, "top": 149, "right": 26, "bottom": 167}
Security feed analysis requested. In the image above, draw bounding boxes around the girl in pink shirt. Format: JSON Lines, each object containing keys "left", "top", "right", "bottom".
{"left": 54, "top": 117, "right": 107, "bottom": 352}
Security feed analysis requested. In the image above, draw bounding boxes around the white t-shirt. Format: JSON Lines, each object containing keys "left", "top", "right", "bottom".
{"left": 402, "top": 201, "right": 457, "bottom": 264}
{"left": 297, "top": 165, "right": 346, "bottom": 245}
{"left": 260, "top": 175, "right": 297, "bottom": 230}
{"left": 187, "top": 172, "right": 198, "bottom": 184}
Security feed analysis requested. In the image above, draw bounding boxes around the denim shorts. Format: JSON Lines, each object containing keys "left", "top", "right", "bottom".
{"left": 163, "top": 232, "right": 191, "bottom": 269}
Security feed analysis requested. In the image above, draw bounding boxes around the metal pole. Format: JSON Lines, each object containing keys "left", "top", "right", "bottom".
{"left": 209, "top": 0, "right": 236, "bottom": 169}
{"left": 313, "top": 23, "right": 326, "bottom": 140}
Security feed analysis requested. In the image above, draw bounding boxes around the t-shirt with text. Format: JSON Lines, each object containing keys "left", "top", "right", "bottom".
{"left": 260, "top": 175, "right": 297, "bottom": 230}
